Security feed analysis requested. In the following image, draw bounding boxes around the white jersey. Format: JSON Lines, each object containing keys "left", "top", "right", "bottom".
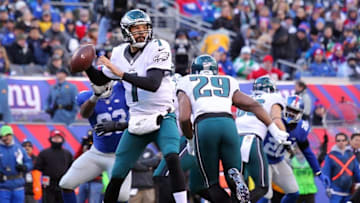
{"left": 102, "top": 39, "right": 174, "bottom": 116}
{"left": 235, "top": 92, "right": 284, "bottom": 140}
{"left": 177, "top": 74, "right": 239, "bottom": 120}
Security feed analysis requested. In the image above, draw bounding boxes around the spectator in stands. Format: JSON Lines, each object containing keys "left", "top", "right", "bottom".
{"left": 270, "top": 17, "right": 293, "bottom": 74}
{"left": 343, "top": 35, "right": 358, "bottom": 55}
{"left": 46, "top": 54, "right": 65, "bottom": 75}
{"left": 232, "top": 1, "right": 253, "bottom": 32}
{"left": 28, "top": 27, "right": 48, "bottom": 66}
{"left": 0, "top": 46, "right": 10, "bottom": 74}
{"left": 129, "top": 144, "right": 160, "bottom": 203}
{"left": 320, "top": 26, "right": 336, "bottom": 54}
{"left": 45, "top": 68, "right": 78, "bottom": 125}
{"left": 6, "top": 33, "right": 35, "bottom": 65}
{"left": 34, "top": 129, "right": 73, "bottom": 203}
{"left": 337, "top": 53, "right": 360, "bottom": 79}
{"left": 295, "top": 80, "right": 312, "bottom": 120}
{"left": 294, "top": 7, "right": 307, "bottom": 27}
{"left": 323, "top": 132, "right": 360, "bottom": 203}
{"left": 19, "top": 10, "right": 33, "bottom": 33}
{"left": 307, "top": 48, "right": 336, "bottom": 77}
{"left": 212, "top": 1, "right": 236, "bottom": 32}
{"left": 1, "top": 18, "right": 18, "bottom": 47}
{"left": 312, "top": 103, "right": 326, "bottom": 126}
{"left": 247, "top": 54, "right": 284, "bottom": 80}
{"left": 215, "top": 46, "right": 235, "bottom": 76}
{"left": 44, "top": 19, "right": 68, "bottom": 46}
{"left": 0, "top": 125, "right": 33, "bottom": 203}
{"left": 65, "top": 19, "right": 76, "bottom": 39}
{"left": 39, "top": 10, "right": 52, "bottom": 34}
{"left": 288, "top": 27, "right": 307, "bottom": 65}
{"left": 228, "top": 29, "right": 246, "bottom": 61}
{"left": 233, "top": 46, "right": 259, "bottom": 78}
{"left": 329, "top": 43, "right": 346, "bottom": 70}
{"left": 22, "top": 140, "right": 41, "bottom": 203}
{"left": 75, "top": 8, "right": 90, "bottom": 40}
{"left": 0, "top": 7, "right": 8, "bottom": 29}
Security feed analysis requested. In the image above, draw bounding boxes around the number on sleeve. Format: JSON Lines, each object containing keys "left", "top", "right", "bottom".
{"left": 237, "top": 99, "right": 265, "bottom": 117}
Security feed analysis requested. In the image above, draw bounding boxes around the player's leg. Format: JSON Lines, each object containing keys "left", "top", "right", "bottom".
{"left": 102, "top": 152, "right": 132, "bottom": 202}
{"left": 244, "top": 135, "right": 269, "bottom": 202}
{"left": 156, "top": 113, "right": 186, "bottom": 203}
{"left": 271, "top": 160, "right": 299, "bottom": 203}
{"left": 194, "top": 118, "right": 232, "bottom": 202}
{"left": 153, "top": 137, "right": 193, "bottom": 203}
{"left": 60, "top": 148, "right": 104, "bottom": 203}
{"left": 220, "top": 118, "right": 249, "bottom": 202}
{"left": 104, "top": 129, "right": 151, "bottom": 203}
{"left": 260, "top": 164, "right": 274, "bottom": 202}
{"left": 189, "top": 162, "right": 212, "bottom": 201}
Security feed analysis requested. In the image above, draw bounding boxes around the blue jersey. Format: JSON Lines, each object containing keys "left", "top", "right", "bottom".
{"left": 76, "top": 82, "right": 129, "bottom": 153}
{"left": 263, "top": 120, "right": 310, "bottom": 164}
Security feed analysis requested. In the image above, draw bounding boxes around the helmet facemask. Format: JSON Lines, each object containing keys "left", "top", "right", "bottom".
{"left": 285, "top": 106, "right": 303, "bottom": 124}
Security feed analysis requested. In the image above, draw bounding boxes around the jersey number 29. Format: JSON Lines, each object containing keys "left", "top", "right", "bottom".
{"left": 190, "top": 76, "right": 230, "bottom": 100}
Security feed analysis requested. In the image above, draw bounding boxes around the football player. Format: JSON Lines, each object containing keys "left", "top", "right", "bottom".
{"left": 260, "top": 95, "right": 330, "bottom": 203}
{"left": 235, "top": 76, "right": 286, "bottom": 202}
{"left": 84, "top": 9, "right": 187, "bottom": 203}
{"left": 176, "top": 54, "right": 289, "bottom": 202}
{"left": 59, "top": 81, "right": 131, "bottom": 203}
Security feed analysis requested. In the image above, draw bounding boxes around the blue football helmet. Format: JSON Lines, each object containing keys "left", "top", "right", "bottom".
{"left": 120, "top": 9, "right": 152, "bottom": 48}
{"left": 285, "top": 95, "right": 304, "bottom": 124}
{"left": 191, "top": 54, "right": 218, "bottom": 75}
{"left": 253, "top": 76, "right": 276, "bottom": 94}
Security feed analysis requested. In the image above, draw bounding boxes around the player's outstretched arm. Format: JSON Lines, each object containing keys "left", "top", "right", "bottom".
{"left": 232, "top": 90, "right": 272, "bottom": 126}
{"left": 177, "top": 91, "right": 193, "bottom": 140}
{"left": 232, "top": 90, "right": 289, "bottom": 142}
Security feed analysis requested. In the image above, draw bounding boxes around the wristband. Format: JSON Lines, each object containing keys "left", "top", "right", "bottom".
{"left": 89, "top": 95, "right": 99, "bottom": 103}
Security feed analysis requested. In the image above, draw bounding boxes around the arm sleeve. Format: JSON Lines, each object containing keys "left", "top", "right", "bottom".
{"left": 300, "top": 142, "right": 321, "bottom": 174}
{"left": 122, "top": 69, "right": 164, "bottom": 92}
{"left": 303, "top": 93, "right": 312, "bottom": 116}
{"left": 85, "top": 66, "right": 112, "bottom": 86}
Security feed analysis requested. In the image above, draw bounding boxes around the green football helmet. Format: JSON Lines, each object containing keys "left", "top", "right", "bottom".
{"left": 253, "top": 76, "right": 276, "bottom": 93}
{"left": 120, "top": 9, "right": 152, "bottom": 48}
{"left": 191, "top": 54, "right": 218, "bottom": 75}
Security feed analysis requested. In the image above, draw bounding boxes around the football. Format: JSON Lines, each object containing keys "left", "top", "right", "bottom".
{"left": 70, "top": 44, "right": 96, "bottom": 73}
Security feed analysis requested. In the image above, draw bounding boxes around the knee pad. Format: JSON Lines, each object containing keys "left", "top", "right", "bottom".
{"left": 59, "top": 176, "right": 76, "bottom": 190}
